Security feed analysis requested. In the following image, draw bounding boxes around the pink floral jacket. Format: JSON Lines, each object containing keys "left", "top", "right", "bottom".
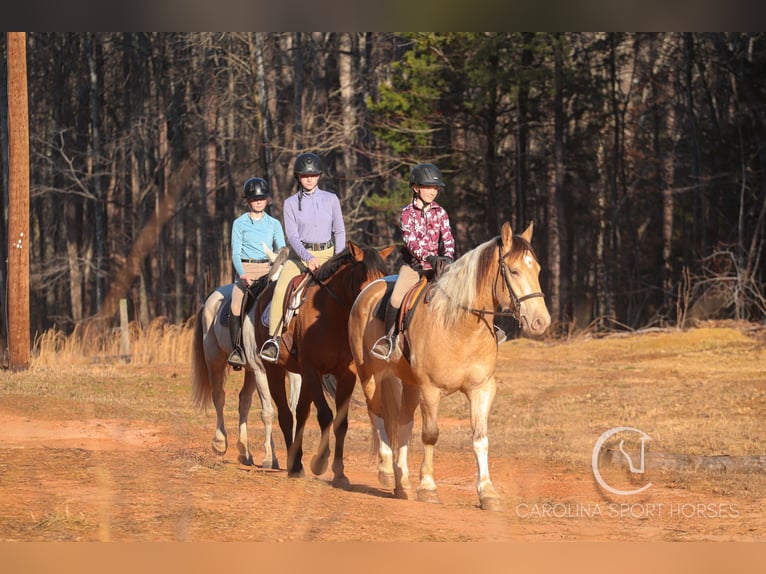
{"left": 400, "top": 200, "right": 455, "bottom": 270}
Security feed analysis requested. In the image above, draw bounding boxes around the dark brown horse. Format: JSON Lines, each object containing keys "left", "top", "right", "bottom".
{"left": 252, "top": 241, "right": 395, "bottom": 485}
{"left": 348, "top": 222, "right": 550, "bottom": 510}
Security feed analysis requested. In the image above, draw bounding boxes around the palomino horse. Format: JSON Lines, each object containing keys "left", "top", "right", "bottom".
{"left": 191, "top": 253, "right": 300, "bottom": 469}
{"left": 253, "top": 242, "right": 395, "bottom": 485}
{"left": 348, "top": 221, "right": 550, "bottom": 510}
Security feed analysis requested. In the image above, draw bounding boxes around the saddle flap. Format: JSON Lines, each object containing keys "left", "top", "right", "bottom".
{"left": 284, "top": 273, "right": 309, "bottom": 314}
{"left": 400, "top": 277, "right": 429, "bottom": 331}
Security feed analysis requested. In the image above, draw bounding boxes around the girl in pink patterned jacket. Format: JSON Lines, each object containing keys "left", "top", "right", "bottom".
{"left": 371, "top": 163, "right": 455, "bottom": 360}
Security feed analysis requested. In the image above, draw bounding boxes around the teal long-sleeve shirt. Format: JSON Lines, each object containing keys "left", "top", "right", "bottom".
{"left": 231, "top": 212, "right": 286, "bottom": 277}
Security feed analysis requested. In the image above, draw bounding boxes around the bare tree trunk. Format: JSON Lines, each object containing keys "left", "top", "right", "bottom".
{"left": 98, "top": 159, "right": 194, "bottom": 323}
{"left": 515, "top": 33, "right": 534, "bottom": 229}
{"left": 552, "top": 34, "right": 568, "bottom": 325}
{"left": 339, "top": 33, "right": 355, "bottom": 183}
{"left": 6, "top": 32, "right": 30, "bottom": 369}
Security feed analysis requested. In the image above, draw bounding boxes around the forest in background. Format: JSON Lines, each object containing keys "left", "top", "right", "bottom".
{"left": 1, "top": 32, "right": 764, "bottom": 345}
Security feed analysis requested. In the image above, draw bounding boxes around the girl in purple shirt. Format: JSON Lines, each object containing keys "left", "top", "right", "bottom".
{"left": 260, "top": 152, "right": 346, "bottom": 363}
{"left": 371, "top": 163, "right": 455, "bottom": 360}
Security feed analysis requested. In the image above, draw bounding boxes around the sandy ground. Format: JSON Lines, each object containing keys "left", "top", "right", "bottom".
{"left": 0, "top": 324, "right": 764, "bottom": 543}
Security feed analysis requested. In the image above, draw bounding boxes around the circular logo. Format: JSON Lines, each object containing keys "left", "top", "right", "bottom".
{"left": 592, "top": 426, "right": 652, "bottom": 496}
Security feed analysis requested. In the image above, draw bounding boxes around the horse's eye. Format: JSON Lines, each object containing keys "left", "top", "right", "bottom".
{"left": 509, "top": 267, "right": 520, "bottom": 276}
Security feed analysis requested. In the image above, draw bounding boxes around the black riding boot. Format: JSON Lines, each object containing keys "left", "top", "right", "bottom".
{"left": 227, "top": 313, "right": 246, "bottom": 369}
{"left": 370, "top": 302, "right": 399, "bottom": 360}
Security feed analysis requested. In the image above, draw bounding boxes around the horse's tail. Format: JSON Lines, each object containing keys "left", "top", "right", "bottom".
{"left": 190, "top": 305, "right": 212, "bottom": 410}
{"left": 380, "top": 377, "right": 403, "bottom": 457}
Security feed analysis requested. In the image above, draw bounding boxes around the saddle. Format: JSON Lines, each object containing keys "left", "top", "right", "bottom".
{"left": 377, "top": 276, "right": 432, "bottom": 342}
{"left": 271, "top": 272, "right": 312, "bottom": 356}
{"left": 218, "top": 275, "right": 271, "bottom": 327}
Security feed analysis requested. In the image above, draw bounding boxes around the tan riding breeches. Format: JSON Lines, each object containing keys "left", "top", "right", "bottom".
{"left": 231, "top": 261, "right": 271, "bottom": 317}
{"left": 390, "top": 264, "right": 421, "bottom": 309}
{"left": 267, "top": 246, "right": 335, "bottom": 336}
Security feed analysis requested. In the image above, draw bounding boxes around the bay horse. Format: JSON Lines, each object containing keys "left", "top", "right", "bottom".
{"left": 348, "top": 221, "right": 550, "bottom": 510}
{"left": 191, "top": 253, "right": 300, "bottom": 469}
{"left": 252, "top": 241, "right": 395, "bottom": 485}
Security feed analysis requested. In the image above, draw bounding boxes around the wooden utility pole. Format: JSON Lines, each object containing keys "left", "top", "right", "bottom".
{"left": 7, "top": 32, "right": 30, "bottom": 370}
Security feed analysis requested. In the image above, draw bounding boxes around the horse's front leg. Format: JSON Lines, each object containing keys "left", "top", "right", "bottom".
{"left": 416, "top": 384, "right": 441, "bottom": 504}
{"left": 468, "top": 377, "right": 502, "bottom": 511}
{"left": 210, "top": 366, "right": 228, "bottom": 457}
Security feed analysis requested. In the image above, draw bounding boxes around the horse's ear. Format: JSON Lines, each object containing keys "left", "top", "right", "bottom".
{"left": 379, "top": 245, "right": 397, "bottom": 261}
{"left": 521, "top": 221, "right": 534, "bottom": 242}
{"left": 348, "top": 241, "right": 364, "bottom": 261}
{"left": 501, "top": 221, "right": 514, "bottom": 251}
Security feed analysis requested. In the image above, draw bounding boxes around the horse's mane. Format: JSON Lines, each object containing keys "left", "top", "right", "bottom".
{"left": 430, "top": 234, "right": 536, "bottom": 327}
{"left": 312, "top": 245, "right": 387, "bottom": 283}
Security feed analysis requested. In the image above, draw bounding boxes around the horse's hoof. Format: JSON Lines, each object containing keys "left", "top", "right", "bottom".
{"left": 480, "top": 496, "right": 504, "bottom": 512}
{"left": 310, "top": 454, "right": 330, "bottom": 476}
{"left": 211, "top": 439, "right": 227, "bottom": 456}
{"left": 238, "top": 454, "right": 254, "bottom": 466}
{"left": 288, "top": 468, "right": 305, "bottom": 478}
{"left": 261, "top": 458, "right": 279, "bottom": 470}
{"left": 332, "top": 475, "right": 351, "bottom": 489}
{"left": 393, "top": 487, "right": 410, "bottom": 500}
{"left": 378, "top": 471, "right": 395, "bottom": 489}
{"left": 416, "top": 488, "right": 440, "bottom": 504}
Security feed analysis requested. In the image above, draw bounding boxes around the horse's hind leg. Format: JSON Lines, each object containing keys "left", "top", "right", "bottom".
{"left": 328, "top": 371, "right": 356, "bottom": 488}
{"left": 468, "top": 378, "right": 502, "bottom": 511}
{"left": 308, "top": 371, "right": 334, "bottom": 477}
{"left": 287, "top": 380, "right": 312, "bottom": 478}
{"left": 235, "top": 370, "right": 256, "bottom": 466}
{"left": 394, "top": 382, "right": 419, "bottom": 495}
{"left": 210, "top": 365, "right": 228, "bottom": 457}
{"left": 252, "top": 368, "right": 279, "bottom": 469}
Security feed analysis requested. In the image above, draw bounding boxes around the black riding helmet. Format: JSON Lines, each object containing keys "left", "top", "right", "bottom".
{"left": 293, "top": 152, "right": 324, "bottom": 179}
{"left": 409, "top": 163, "right": 446, "bottom": 189}
{"left": 243, "top": 177, "right": 271, "bottom": 200}
{"left": 409, "top": 163, "right": 445, "bottom": 205}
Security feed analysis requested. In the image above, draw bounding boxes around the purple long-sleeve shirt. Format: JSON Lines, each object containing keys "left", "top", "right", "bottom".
{"left": 283, "top": 187, "right": 346, "bottom": 262}
{"left": 400, "top": 200, "right": 455, "bottom": 269}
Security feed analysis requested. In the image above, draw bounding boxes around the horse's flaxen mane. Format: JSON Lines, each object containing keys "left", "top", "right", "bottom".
{"left": 430, "top": 233, "right": 537, "bottom": 327}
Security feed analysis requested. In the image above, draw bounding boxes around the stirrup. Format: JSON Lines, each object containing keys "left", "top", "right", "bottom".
{"left": 494, "top": 325, "right": 508, "bottom": 345}
{"left": 370, "top": 335, "right": 394, "bottom": 361}
{"left": 227, "top": 347, "right": 246, "bottom": 370}
{"left": 259, "top": 338, "right": 280, "bottom": 363}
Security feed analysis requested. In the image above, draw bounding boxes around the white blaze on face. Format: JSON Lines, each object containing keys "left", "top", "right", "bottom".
{"left": 523, "top": 253, "right": 534, "bottom": 269}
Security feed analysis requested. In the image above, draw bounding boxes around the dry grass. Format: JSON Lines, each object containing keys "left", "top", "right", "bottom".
{"left": 33, "top": 317, "right": 194, "bottom": 368}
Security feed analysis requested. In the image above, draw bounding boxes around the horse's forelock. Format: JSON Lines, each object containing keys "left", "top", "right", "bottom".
{"left": 363, "top": 247, "right": 387, "bottom": 277}
{"left": 506, "top": 234, "right": 537, "bottom": 263}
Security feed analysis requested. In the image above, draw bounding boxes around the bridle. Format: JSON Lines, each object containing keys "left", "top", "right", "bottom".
{"left": 465, "top": 242, "right": 545, "bottom": 325}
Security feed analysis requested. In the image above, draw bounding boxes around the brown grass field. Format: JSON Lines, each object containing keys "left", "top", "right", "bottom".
{"left": 0, "top": 320, "right": 764, "bottom": 542}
